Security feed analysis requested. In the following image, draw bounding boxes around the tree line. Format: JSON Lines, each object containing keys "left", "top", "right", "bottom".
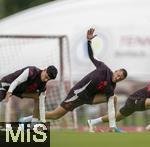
{"left": 0, "top": 0, "right": 54, "bottom": 19}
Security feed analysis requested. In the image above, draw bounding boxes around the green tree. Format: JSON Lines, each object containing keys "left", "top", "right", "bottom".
{"left": 0, "top": 0, "right": 5, "bottom": 19}
{"left": 0, "top": 0, "right": 54, "bottom": 19}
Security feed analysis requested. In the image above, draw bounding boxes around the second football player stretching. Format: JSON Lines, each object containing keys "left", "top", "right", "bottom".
{"left": 87, "top": 85, "right": 150, "bottom": 132}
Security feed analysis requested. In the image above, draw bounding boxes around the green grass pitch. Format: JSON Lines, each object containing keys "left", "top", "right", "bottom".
{"left": 51, "top": 130, "right": 150, "bottom": 147}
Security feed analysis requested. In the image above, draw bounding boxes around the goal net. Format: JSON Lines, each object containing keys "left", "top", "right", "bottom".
{"left": 0, "top": 34, "right": 74, "bottom": 129}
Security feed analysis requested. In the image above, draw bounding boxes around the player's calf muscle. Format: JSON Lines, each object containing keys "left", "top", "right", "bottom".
{"left": 45, "top": 107, "right": 67, "bottom": 120}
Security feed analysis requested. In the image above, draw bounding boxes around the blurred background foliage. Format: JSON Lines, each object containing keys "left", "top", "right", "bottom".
{"left": 0, "top": 0, "right": 54, "bottom": 19}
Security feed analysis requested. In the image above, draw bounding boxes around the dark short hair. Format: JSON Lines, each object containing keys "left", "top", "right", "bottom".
{"left": 121, "top": 68, "right": 128, "bottom": 78}
{"left": 47, "top": 65, "right": 58, "bottom": 79}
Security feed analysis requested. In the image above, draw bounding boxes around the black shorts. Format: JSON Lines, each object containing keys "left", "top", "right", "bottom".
{"left": 0, "top": 82, "right": 7, "bottom": 102}
{"left": 0, "top": 82, "right": 23, "bottom": 101}
{"left": 120, "top": 96, "right": 146, "bottom": 117}
{"left": 0, "top": 90, "right": 7, "bottom": 102}
{"left": 60, "top": 89, "right": 94, "bottom": 111}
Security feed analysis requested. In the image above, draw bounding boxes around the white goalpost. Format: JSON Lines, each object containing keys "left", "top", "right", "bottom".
{"left": 0, "top": 34, "right": 76, "bottom": 129}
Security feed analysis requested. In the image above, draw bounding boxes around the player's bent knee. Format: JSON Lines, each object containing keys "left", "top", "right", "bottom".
{"left": 47, "top": 113, "right": 63, "bottom": 120}
{"left": 116, "top": 112, "right": 126, "bottom": 121}
{"left": 53, "top": 110, "right": 67, "bottom": 120}
{"left": 145, "top": 98, "right": 150, "bottom": 109}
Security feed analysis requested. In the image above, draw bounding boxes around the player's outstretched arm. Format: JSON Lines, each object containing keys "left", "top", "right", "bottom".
{"left": 87, "top": 28, "right": 103, "bottom": 67}
{"left": 108, "top": 96, "right": 117, "bottom": 129}
{"left": 4, "top": 68, "right": 30, "bottom": 102}
{"left": 7, "top": 68, "right": 29, "bottom": 93}
{"left": 114, "top": 95, "right": 118, "bottom": 117}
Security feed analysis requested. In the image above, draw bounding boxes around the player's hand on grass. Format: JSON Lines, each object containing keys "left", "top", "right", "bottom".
{"left": 87, "top": 28, "right": 97, "bottom": 41}
{"left": 4, "top": 92, "right": 12, "bottom": 102}
{"left": 108, "top": 127, "right": 116, "bottom": 132}
{"left": 108, "top": 127, "right": 125, "bottom": 133}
